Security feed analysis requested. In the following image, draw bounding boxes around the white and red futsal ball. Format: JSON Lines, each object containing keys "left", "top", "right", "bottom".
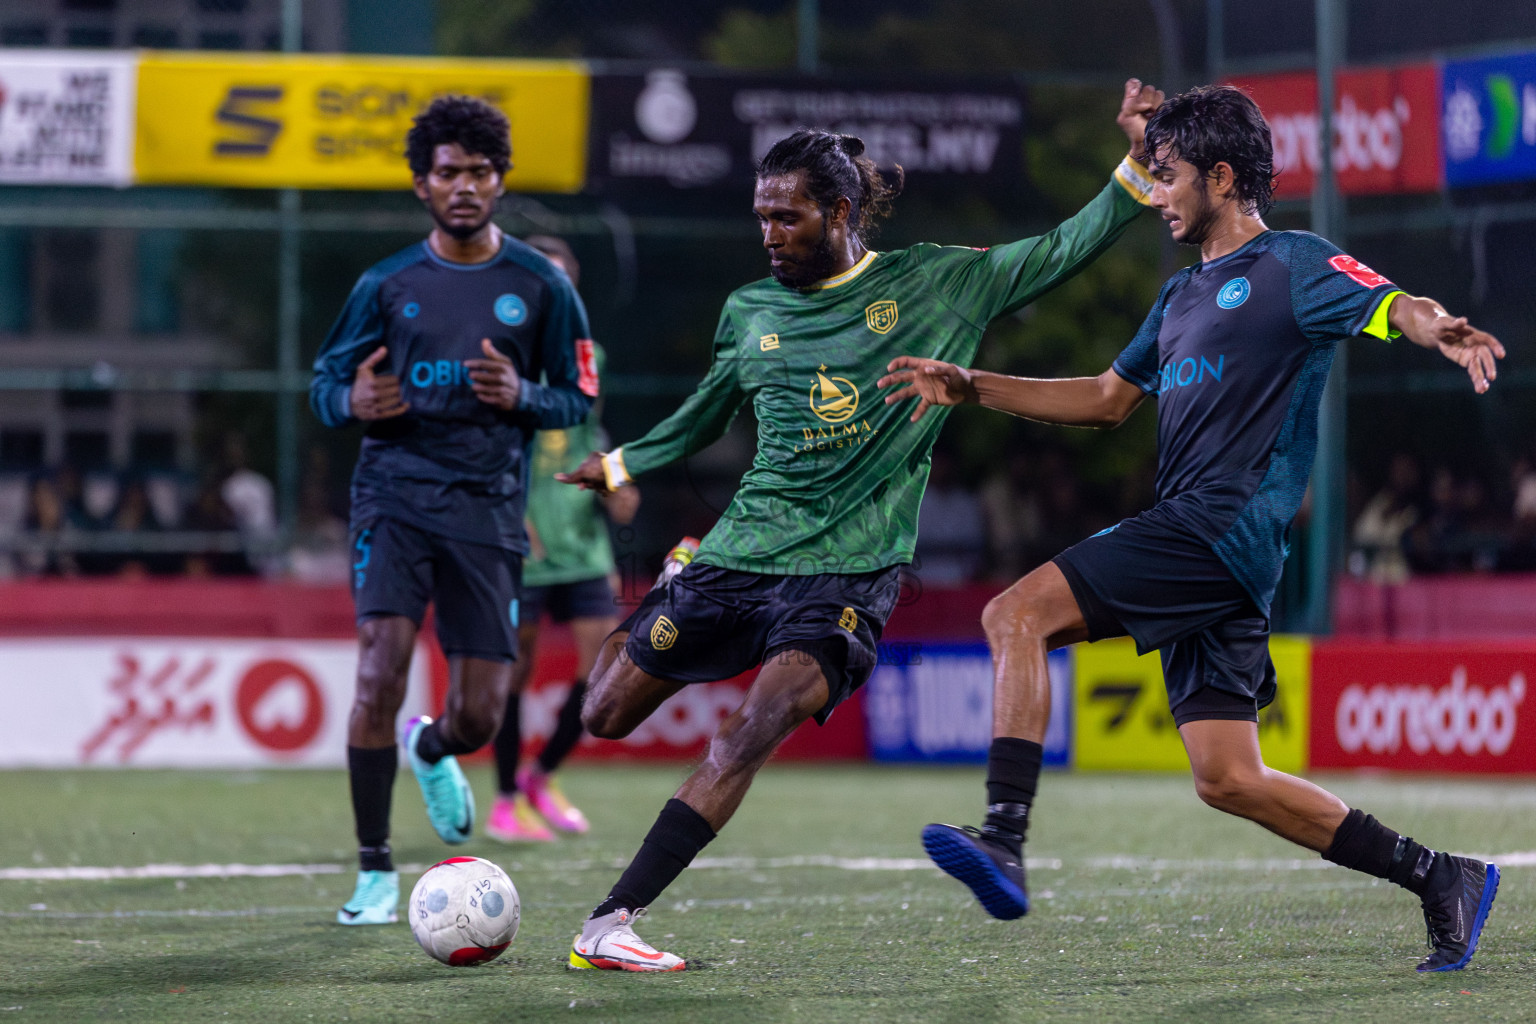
{"left": 409, "top": 856, "right": 520, "bottom": 965}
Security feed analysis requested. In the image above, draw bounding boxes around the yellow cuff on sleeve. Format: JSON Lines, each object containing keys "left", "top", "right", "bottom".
{"left": 601, "top": 449, "right": 632, "bottom": 490}
{"left": 1113, "top": 156, "right": 1156, "bottom": 206}
{"left": 1363, "top": 290, "right": 1405, "bottom": 341}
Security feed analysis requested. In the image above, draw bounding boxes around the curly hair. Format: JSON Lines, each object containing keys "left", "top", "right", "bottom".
{"left": 1144, "top": 85, "right": 1276, "bottom": 216}
{"left": 757, "top": 129, "right": 904, "bottom": 243}
{"left": 404, "top": 95, "right": 512, "bottom": 178}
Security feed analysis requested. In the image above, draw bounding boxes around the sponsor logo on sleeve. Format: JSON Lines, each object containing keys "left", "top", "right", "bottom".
{"left": 1328, "top": 254, "right": 1391, "bottom": 289}
{"left": 864, "top": 300, "right": 898, "bottom": 334}
{"left": 574, "top": 339, "right": 599, "bottom": 397}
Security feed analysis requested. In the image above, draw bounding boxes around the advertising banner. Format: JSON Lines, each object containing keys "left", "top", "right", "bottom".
{"left": 1311, "top": 642, "right": 1535, "bottom": 774}
{"left": 134, "top": 53, "right": 588, "bottom": 191}
{"left": 0, "top": 638, "right": 431, "bottom": 768}
{"left": 0, "top": 50, "right": 136, "bottom": 186}
{"left": 1442, "top": 51, "right": 1536, "bottom": 187}
{"left": 862, "top": 643, "right": 1071, "bottom": 765}
{"left": 1073, "top": 636, "right": 1310, "bottom": 773}
{"left": 1227, "top": 63, "right": 1441, "bottom": 199}
{"left": 587, "top": 68, "right": 1025, "bottom": 196}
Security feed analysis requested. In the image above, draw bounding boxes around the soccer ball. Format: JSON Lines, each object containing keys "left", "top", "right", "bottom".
{"left": 408, "top": 856, "right": 521, "bottom": 965}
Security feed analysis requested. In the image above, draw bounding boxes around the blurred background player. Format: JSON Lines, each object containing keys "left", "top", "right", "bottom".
{"left": 486, "top": 234, "right": 640, "bottom": 843}
{"left": 881, "top": 85, "right": 1505, "bottom": 973}
{"left": 555, "top": 79, "right": 1164, "bottom": 972}
{"left": 309, "top": 97, "right": 597, "bottom": 925}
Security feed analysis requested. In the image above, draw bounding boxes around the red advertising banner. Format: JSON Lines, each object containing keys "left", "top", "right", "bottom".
{"left": 1311, "top": 642, "right": 1535, "bottom": 774}
{"left": 1226, "top": 63, "right": 1441, "bottom": 199}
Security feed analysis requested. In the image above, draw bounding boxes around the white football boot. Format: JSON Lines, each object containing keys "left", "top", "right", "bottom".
{"left": 568, "top": 908, "right": 686, "bottom": 972}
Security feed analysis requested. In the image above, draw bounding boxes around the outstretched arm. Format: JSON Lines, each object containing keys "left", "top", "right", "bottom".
{"left": 878, "top": 357, "right": 1145, "bottom": 428}
{"left": 1386, "top": 294, "right": 1505, "bottom": 394}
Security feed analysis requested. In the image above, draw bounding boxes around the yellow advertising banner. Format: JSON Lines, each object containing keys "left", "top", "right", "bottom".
{"left": 1073, "top": 636, "right": 1311, "bottom": 774}
{"left": 134, "top": 53, "right": 588, "bottom": 191}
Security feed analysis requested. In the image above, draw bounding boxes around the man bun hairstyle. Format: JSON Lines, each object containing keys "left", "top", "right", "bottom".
{"left": 405, "top": 95, "right": 512, "bottom": 178}
{"left": 757, "top": 129, "right": 904, "bottom": 243}
{"left": 1144, "top": 85, "right": 1276, "bottom": 216}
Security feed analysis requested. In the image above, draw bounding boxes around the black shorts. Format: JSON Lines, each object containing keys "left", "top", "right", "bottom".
{"left": 1052, "top": 507, "right": 1274, "bottom": 720}
{"left": 522, "top": 575, "right": 617, "bottom": 625}
{"left": 350, "top": 517, "right": 521, "bottom": 662}
{"left": 618, "top": 562, "right": 903, "bottom": 725}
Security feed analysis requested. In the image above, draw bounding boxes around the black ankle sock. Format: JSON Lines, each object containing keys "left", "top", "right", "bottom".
{"left": 493, "top": 696, "right": 523, "bottom": 794}
{"left": 982, "top": 737, "right": 1042, "bottom": 855}
{"left": 1323, "top": 808, "right": 1448, "bottom": 896}
{"left": 592, "top": 798, "right": 717, "bottom": 917}
{"left": 414, "top": 718, "right": 475, "bottom": 765}
{"left": 348, "top": 745, "right": 396, "bottom": 871}
{"left": 538, "top": 679, "right": 588, "bottom": 774}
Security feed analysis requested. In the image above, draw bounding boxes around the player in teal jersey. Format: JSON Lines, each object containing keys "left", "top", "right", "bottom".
{"left": 487, "top": 236, "right": 640, "bottom": 843}
{"left": 556, "top": 79, "right": 1164, "bottom": 972}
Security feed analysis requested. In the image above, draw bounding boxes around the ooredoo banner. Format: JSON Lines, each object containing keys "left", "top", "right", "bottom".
{"left": 0, "top": 50, "right": 136, "bottom": 185}
{"left": 1311, "top": 642, "right": 1534, "bottom": 773}
{"left": 1227, "top": 63, "right": 1441, "bottom": 198}
{"left": 0, "top": 638, "right": 431, "bottom": 767}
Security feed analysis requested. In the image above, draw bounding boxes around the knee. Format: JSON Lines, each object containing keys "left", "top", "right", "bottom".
{"left": 580, "top": 687, "right": 632, "bottom": 740}
{"left": 1192, "top": 767, "right": 1263, "bottom": 814}
{"left": 982, "top": 588, "right": 1044, "bottom": 646}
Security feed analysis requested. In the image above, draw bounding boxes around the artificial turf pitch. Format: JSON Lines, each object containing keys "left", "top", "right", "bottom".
{"left": 2, "top": 765, "right": 1532, "bottom": 1023}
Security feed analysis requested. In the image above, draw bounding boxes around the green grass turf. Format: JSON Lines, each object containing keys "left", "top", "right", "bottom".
{"left": 1, "top": 765, "right": 1533, "bottom": 1023}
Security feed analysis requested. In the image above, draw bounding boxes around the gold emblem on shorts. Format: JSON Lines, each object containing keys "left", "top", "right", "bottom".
{"left": 759, "top": 333, "right": 780, "bottom": 351}
{"left": 864, "top": 300, "right": 898, "bottom": 334}
{"left": 650, "top": 615, "right": 679, "bottom": 650}
{"left": 810, "top": 367, "right": 859, "bottom": 423}
{"left": 838, "top": 607, "right": 858, "bottom": 633}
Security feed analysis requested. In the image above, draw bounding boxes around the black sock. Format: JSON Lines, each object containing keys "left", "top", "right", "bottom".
{"left": 538, "top": 679, "right": 588, "bottom": 774}
{"left": 348, "top": 745, "right": 396, "bottom": 872}
{"left": 493, "top": 695, "right": 522, "bottom": 794}
{"left": 414, "top": 718, "right": 476, "bottom": 765}
{"left": 591, "top": 798, "right": 717, "bottom": 918}
{"left": 982, "top": 737, "right": 1043, "bottom": 855}
{"left": 1322, "top": 808, "right": 1452, "bottom": 896}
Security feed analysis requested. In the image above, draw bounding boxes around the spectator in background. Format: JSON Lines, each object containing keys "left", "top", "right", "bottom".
{"left": 21, "top": 472, "right": 77, "bottom": 577}
{"left": 1505, "top": 455, "right": 1536, "bottom": 571}
{"left": 221, "top": 433, "right": 278, "bottom": 575}
{"left": 183, "top": 469, "right": 252, "bottom": 577}
{"left": 95, "top": 476, "right": 178, "bottom": 577}
{"left": 1350, "top": 452, "right": 1421, "bottom": 583}
{"left": 289, "top": 446, "right": 351, "bottom": 585}
{"left": 914, "top": 444, "right": 987, "bottom": 584}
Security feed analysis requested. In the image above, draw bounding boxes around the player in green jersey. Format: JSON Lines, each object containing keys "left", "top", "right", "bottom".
{"left": 557, "top": 78, "right": 1164, "bottom": 972}
{"left": 487, "top": 236, "right": 640, "bottom": 843}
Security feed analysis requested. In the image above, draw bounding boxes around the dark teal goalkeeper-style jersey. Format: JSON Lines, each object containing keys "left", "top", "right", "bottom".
{"left": 602, "top": 158, "right": 1155, "bottom": 575}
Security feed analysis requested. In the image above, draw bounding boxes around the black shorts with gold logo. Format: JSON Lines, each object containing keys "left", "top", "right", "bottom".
{"left": 618, "top": 562, "right": 902, "bottom": 724}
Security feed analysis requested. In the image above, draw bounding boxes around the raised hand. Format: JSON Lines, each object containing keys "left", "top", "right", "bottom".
{"left": 1430, "top": 315, "right": 1506, "bottom": 394}
{"left": 1116, "top": 77, "right": 1165, "bottom": 164}
{"left": 556, "top": 451, "right": 610, "bottom": 493}
{"left": 466, "top": 337, "right": 522, "bottom": 410}
{"left": 877, "top": 356, "right": 978, "bottom": 423}
{"left": 349, "top": 346, "right": 409, "bottom": 420}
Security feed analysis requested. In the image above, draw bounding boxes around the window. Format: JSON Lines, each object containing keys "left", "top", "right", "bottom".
{"left": 131, "top": 25, "right": 179, "bottom": 47}
{"left": 0, "top": 24, "right": 49, "bottom": 46}
{"left": 36, "top": 231, "right": 101, "bottom": 333}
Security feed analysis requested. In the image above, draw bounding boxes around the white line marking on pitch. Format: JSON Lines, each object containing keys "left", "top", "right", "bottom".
{"left": 3, "top": 850, "right": 1533, "bottom": 882}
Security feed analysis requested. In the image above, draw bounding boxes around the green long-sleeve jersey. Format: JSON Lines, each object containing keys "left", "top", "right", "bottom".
{"left": 603, "top": 158, "right": 1154, "bottom": 576}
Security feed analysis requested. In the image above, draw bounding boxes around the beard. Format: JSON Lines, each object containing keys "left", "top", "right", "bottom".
{"left": 770, "top": 224, "right": 840, "bottom": 288}
{"left": 1174, "top": 185, "right": 1220, "bottom": 247}
{"left": 429, "top": 198, "right": 497, "bottom": 240}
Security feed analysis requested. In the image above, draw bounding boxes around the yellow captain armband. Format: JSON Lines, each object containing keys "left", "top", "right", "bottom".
{"left": 601, "top": 448, "right": 632, "bottom": 491}
{"left": 1113, "top": 156, "right": 1156, "bottom": 206}
{"left": 1363, "top": 290, "right": 1406, "bottom": 341}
